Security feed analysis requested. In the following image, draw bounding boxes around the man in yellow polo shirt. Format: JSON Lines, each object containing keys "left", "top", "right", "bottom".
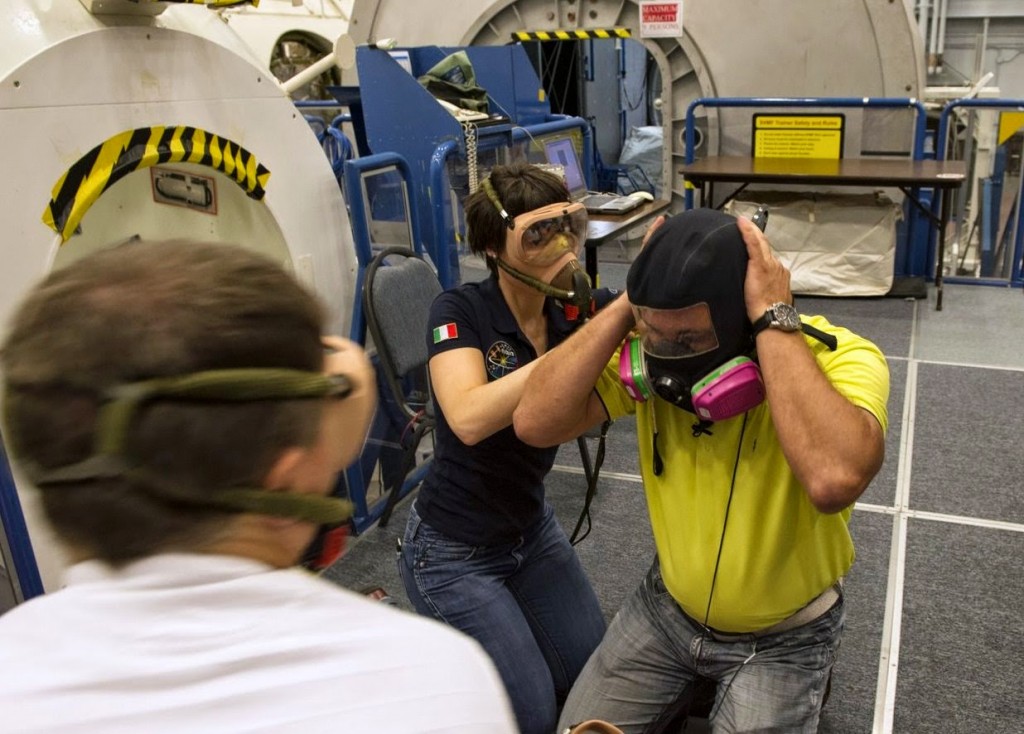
{"left": 514, "top": 208, "right": 888, "bottom": 733}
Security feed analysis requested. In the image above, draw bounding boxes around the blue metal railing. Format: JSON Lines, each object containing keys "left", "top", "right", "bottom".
{"left": 343, "top": 152, "right": 422, "bottom": 343}
{"left": 683, "top": 96, "right": 929, "bottom": 208}
{"left": 294, "top": 100, "right": 351, "bottom": 117}
{"left": 682, "top": 97, "right": 930, "bottom": 278}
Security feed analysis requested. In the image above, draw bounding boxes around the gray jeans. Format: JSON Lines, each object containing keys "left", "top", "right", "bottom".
{"left": 558, "top": 559, "right": 844, "bottom": 734}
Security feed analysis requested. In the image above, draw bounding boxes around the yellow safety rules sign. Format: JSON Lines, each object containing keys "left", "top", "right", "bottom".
{"left": 753, "top": 114, "right": 845, "bottom": 160}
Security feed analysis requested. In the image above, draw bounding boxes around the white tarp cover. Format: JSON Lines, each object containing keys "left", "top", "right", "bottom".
{"left": 726, "top": 193, "right": 901, "bottom": 297}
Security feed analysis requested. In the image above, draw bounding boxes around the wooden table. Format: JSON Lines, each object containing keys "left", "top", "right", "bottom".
{"left": 678, "top": 157, "right": 967, "bottom": 309}
{"left": 584, "top": 198, "right": 671, "bottom": 285}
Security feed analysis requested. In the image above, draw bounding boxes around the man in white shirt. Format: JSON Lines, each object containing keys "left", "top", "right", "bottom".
{"left": 0, "top": 240, "right": 517, "bottom": 734}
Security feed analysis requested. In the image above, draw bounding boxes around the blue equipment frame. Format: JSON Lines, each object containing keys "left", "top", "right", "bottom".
{"left": 342, "top": 152, "right": 433, "bottom": 535}
{"left": 331, "top": 44, "right": 596, "bottom": 288}
{"left": 936, "top": 98, "right": 1024, "bottom": 288}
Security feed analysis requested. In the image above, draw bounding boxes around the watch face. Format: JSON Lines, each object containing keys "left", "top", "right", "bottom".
{"left": 772, "top": 304, "right": 801, "bottom": 331}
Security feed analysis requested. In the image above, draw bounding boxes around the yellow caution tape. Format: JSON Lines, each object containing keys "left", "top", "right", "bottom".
{"left": 513, "top": 28, "right": 631, "bottom": 42}
{"left": 43, "top": 126, "right": 271, "bottom": 243}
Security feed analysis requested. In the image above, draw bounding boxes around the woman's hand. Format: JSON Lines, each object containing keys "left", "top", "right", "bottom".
{"left": 321, "top": 336, "right": 375, "bottom": 395}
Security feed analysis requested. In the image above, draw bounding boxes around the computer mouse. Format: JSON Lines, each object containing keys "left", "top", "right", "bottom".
{"left": 628, "top": 191, "right": 655, "bottom": 202}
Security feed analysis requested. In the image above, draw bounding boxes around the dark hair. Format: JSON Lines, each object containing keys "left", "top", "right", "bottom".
{"left": 1, "top": 240, "right": 326, "bottom": 564}
{"left": 464, "top": 163, "right": 571, "bottom": 276}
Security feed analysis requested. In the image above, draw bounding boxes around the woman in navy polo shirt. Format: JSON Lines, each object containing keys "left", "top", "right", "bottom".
{"left": 397, "top": 163, "right": 609, "bottom": 734}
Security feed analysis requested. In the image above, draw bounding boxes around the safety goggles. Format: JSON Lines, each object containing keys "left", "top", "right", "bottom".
{"left": 507, "top": 202, "right": 588, "bottom": 266}
{"left": 633, "top": 302, "right": 719, "bottom": 359}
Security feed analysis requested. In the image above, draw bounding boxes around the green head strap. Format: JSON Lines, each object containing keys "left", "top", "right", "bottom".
{"left": 481, "top": 176, "right": 515, "bottom": 230}
{"left": 11, "top": 368, "right": 355, "bottom": 524}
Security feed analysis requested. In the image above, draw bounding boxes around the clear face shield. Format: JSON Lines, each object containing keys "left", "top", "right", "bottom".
{"left": 634, "top": 303, "right": 719, "bottom": 359}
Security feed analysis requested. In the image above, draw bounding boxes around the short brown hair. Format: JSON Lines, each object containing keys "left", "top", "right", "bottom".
{"left": 464, "top": 163, "right": 571, "bottom": 276}
{"left": 1, "top": 241, "right": 326, "bottom": 564}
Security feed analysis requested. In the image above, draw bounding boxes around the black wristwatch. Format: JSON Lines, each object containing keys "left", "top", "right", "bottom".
{"left": 751, "top": 302, "right": 801, "bottom": 336}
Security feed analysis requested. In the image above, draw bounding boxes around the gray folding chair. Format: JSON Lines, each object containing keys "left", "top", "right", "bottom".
{"left": 362, "top": 246, "right": 442, "bottom": 527}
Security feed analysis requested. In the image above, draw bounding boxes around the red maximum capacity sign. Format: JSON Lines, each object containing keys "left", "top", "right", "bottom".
{"left": 640, "top": 1, "right": 683, "bottom": 38}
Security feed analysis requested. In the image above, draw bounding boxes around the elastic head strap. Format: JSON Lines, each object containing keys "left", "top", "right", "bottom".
{"left": 211, "top": 487, "right": 352, "bottom": 524}
{"left": 481, "top": 176, "right": 515, "bottom": 230}
{"left": 24, "top": 457, "right": 353, "bottom": 525}
{"left": 800, "top": 323, "right": 839, "bottom": 351}
{"left": 14, "top": 368, "right": 355, "bottom": 525}
{"left": 98, "top": 369, "right": 350, "bottom": 455}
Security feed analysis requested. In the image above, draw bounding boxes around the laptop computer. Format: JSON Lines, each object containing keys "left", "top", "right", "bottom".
{"left": 542, "top": 137, "right": 647, "bottom": 215}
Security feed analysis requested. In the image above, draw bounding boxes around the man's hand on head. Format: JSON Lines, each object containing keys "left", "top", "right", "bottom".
{"left": 737, "top": 216, "right": 793, "bottom": 323}
{"left": 641, "top": 214, "right": 669, "bottom": 249}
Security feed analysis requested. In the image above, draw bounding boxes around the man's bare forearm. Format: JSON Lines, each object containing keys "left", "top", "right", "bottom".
{"left": 757, "top": 329, "right": 885, "bottom": 513}
{"left": 514, "top": 294, "right": 634, "bottom": 446}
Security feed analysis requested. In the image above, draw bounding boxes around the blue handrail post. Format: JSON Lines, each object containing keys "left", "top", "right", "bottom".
{"left": 1, "top": 437, "right": 45, "bottom": 602}
{"left": 428, "top": 140, "right": 460, "bottom": 289}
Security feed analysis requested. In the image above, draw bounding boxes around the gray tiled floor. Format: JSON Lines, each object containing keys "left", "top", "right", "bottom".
{"left": 897, "top": 520, "right": 1024, "bottom": 733}
{"left": 914, "top": 284, "right": 1024, "bottom": 368}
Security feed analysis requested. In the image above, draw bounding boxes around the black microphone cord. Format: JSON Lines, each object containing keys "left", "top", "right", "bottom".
{"left": 569, "top": 419, "right": 611, "bottom": 545}
{"left": 703, "top": 411, "right": 759, "bottom": 723}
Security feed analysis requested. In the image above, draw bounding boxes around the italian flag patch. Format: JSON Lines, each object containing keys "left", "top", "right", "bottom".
{"left": 432, "top": 323, "right": 459, "bottom": 344}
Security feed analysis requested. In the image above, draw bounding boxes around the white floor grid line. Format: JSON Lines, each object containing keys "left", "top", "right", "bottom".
{"left": 911, "top": 357, "right": 1024, "bottom": 373}
{"left": 901, "top": 508, "right": 1024, "bottom": 533}
{"left": 550, "top": 464, "right": 644, "bottom": 483}
{"left": 872, "top": 343, "right": 919, "bottom": 734}
{"left": 855, "top": 501, "right": 1024, "bottom": 532}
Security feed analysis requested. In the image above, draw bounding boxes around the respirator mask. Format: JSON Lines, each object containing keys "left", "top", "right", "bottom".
{"left": 13, "top": 368, "right": 357, "bottom": 572}
{"left": 482, "top": 176, "right": 593, "bottom": 317}
{"left": 619, "top": 209, "right": 764, "bottom": 425}
{"left": 619, "top": 302, "right": 765, "bottom": 422}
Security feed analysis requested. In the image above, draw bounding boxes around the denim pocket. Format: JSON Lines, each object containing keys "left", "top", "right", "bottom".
{"left": 648, "top": 557, "right": 672, "bottom": 599}
{"left": 412, "top": 523, "right": 479, "bottom": 566}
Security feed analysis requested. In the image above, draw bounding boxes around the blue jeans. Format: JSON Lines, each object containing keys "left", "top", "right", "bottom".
{"left": 558, "top": 559, "right": 845, "bottom": 734}
{"left": 398, "top": 501, "right": 606, "bottom": 734}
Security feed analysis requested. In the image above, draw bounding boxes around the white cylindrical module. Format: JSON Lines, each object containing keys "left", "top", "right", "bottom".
{"left": 0, "top": 0, "right": 358, "bottom": 598}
